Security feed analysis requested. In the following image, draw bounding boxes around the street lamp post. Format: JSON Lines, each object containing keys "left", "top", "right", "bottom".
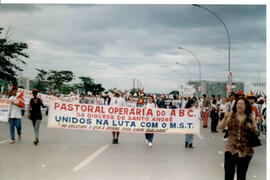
{"left": 175, "top": 62, "right": 192, "bottom": 81}
{"left": 192, "top": 4, "right": 232, "bottom": 95}
{"left": 177, "top": 47, "right": 202, "bottom": 96}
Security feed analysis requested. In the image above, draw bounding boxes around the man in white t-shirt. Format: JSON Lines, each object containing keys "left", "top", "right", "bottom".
{"left": 144, "top": 95, "right": 157, "bottom": 147}
{"left": 8, "top": 86, "right": 23, "bottom": 144}
{"left": 109, "top": 89, "right": 126, "bottom": 144}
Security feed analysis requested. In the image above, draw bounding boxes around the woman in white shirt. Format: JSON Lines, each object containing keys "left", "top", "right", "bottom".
{"left": 219, "top": 98, "right": 227, "bottom": 122}
{"left": 8, "top": 86, "right": 23, "bottom": 144}
{"left": 144, "top": 95, "right": 157, "bottom": 147}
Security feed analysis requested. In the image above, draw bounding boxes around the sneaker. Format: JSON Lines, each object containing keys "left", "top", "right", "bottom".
{"left": 115, "top": 139, "right": 119, "bottom": 144}
{"left": 188, "top": 143, "right": 194, "bottom": 148}
{"left": 223, "top": 138, "right": 227, "bottom": 141}
{"left": 18, "top": 135, "right": 22, "bottom": 141}
{"left": 148, "top": 142, "right": 152, "bottom": 147}
{"left": 145, "top": 140, "right": 149, "bottom": 144}
{"left": 112, "top": 139, "right": 116, "bottom": 144}
{"left": 185, "top": 142, "right": 188, "bottom": 148}
{"left": 10, "top": 140, "right": 15, "bottom": 144}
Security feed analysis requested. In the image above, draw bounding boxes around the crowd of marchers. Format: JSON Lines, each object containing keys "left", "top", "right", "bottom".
{"left": 1, "top": 87, "right": 266, "bottom": 180}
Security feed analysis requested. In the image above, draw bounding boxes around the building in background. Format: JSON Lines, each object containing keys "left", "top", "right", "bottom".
{"left": 17, "top": 77, "right": 30, "bottom": 90}
{"left": 252, "top": 81, "right": 266, "bottom": 97}
{"left": 188, "top": 80, "right": 244, "bottom": 98}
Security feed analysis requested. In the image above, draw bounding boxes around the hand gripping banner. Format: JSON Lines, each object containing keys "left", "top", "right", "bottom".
{"left": 48, "top": 101, "right": 200, "bottom": 134}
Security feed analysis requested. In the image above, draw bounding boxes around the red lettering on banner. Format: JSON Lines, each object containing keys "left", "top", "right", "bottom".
{"left": 152, "top": 117, "right": 173, "bottom": 122}
{"left": 136, "top": 108, "right": 141, "bottom": 115}
{"left": 170, "top": 110, "right": 176, "bottom": 116}
{"left": 108, "top": 107, "right": 114, "bottom": 114}
{"left": 124, "top": 108, "right": 128, "bottom": 115}
{"left": 68, "top": 104, "right": 73, "bottom": 111}
{"left": 0, "top": 99, "right": 10, "bottom": 104}
{"left": 188, "top": 110, "right": 194, "bottom": 117}
{"left": 101, "top": 106, "right": 105, "bottom": 113}
{"left": 55, "top": 103, "right": 60, "bottom": 110}
{"left": 146, "top": 109, "right": 153, "bottom": 116}
{"left": 179, "top": 110, "right": 185, "bottom": 117}
{"left": 119, "top": 107, "right": 123, "bottom": 115}
{"left": 129, "top": 108, "right": 135, "bottom": 115}
{"left": 74, "top": 104, "right": 80, "bottom": 111}
{"left": 81, "top": 105, "right": 87, "bottom": 112}
{"left": 94, "top": 106, "right": 101, "bottom": 113}
{"left": 61, "top": 103, "right": 67, "bottom": 111}
{"left": 88, "top": 106, "right": 93, "bottom": 113}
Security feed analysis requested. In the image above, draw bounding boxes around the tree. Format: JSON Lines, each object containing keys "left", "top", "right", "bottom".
{"left": 47, "top": 70, "right": 74, "bottom": 92}
{"left": 79, "top": 76, "right": 94, "bottom": 94}
{"left": 91, "top": 83, "right": 105, "bottom": 95}
{"left": 34, "top": 69, "right": 74, "bottom": 93}
{"left": 78, "top": 76, "right": 105, "bottom": 95}
{"left": 0, "top": 27, "right": 29, "bottom": 85}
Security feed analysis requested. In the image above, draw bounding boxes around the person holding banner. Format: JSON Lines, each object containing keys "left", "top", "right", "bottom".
{"left": 144, "top": 95, "right": 157, "bottom": 147}
{"left": 9, "top": 86, "right": 23, "bottom": 144}
{"left": 110, "top": 89, "right": 126, "bottom": 144}
{"left": 27, "top": 89, "right": 47, "bottom": 145}
{"left": 185, "top": 99, "right": 195, "bottom": 148}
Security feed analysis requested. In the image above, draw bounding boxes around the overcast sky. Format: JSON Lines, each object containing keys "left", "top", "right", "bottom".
{"left": 0, "top": 4, "right": 266, "bottom": 93}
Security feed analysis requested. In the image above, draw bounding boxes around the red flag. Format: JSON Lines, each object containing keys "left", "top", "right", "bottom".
{"left": 138, "top": 97, "right": 144, "bottom": 105}
{"left": 139, "top": 87, "right": 144, "bottom": 96}
{"left": 17, "top": 91, "right": 25, "bottom": 108}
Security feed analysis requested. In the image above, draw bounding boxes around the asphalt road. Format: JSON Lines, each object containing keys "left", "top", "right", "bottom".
{"left": 0, "top": 113, "right": 266, "bottom": 180}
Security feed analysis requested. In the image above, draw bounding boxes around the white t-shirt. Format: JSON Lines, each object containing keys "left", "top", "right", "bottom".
{"left": 182, "top": 100, "right": 187, "bottom": 109}
{"left": 217, "top": 99, "right": 222, "bottom": 106}
{"left": 9, "top": 96, "right": 22, "bottom": 119}
{"left": 219, "top": 103, "right": 226, "bottom": 113}
{"left": 110, "top": 97, "right": 126, "bottom": 107}
{"left": 95, "top": 97, "right": 105, "bottom": 105}
{"left": 144, "top": 102, "right": 157, "bottom": 108}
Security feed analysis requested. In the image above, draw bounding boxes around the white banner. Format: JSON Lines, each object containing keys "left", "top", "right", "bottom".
{"left": 18, "top": 88, "right": 79, "bottom": 106}
{"left": 48, "top": 101, "right": 200, "bottom": 134}
{"left": 0, "top": 98, "right": 11, "bottom": 122}
{"left": 179, "top": 83, "right": 196, "bottom": 97}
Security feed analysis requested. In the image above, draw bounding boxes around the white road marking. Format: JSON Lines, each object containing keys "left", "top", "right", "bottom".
{"left": 197, "top": 134, "right": 204, "bottom": 140}
{"left": 73, "top": 144, "right": 110, "bottom": 172}
{"left": 0, "top": 139, "right": 10, "bottom": 144}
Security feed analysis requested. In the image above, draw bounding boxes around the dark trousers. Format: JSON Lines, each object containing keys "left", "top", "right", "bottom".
{"left": 224, "top": 152, "right": 252, "bottom": 180}
{"left": 145, "top": 133, "right": 154, "bottom": 142}
{"left": 211, "top": 116, "right": 219, "bottom": 132}
{"left": 220, "top": 112, "right": 225, "bottom": 122}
